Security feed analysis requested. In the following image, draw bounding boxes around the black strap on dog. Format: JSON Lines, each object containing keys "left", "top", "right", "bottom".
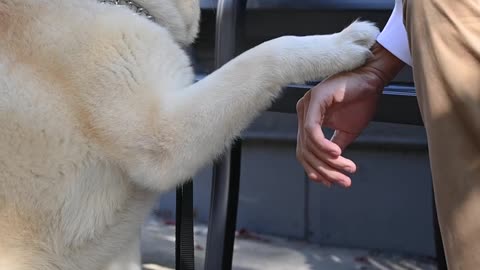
{"left": 176, "top": 181, "right": 195, "bottom": 270}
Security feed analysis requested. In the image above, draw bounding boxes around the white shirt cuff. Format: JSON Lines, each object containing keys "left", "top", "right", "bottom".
{"left": 376, "top": 0, "right": 412, "bottom": 66}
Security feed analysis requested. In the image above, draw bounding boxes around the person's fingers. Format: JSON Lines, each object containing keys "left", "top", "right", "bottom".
{"left": 331, "top": 130, "right": 359, "bottom": 151}
{"left": 305, "top": 140, "right": 356, "bottom": 174}
{"left": 297, "top": 96, "right": 331, "bottom": 187}
{"left": 304, "top": 91, "right": 341, "bottom": 157}
{"left": 297, "top": 90, "right": 353, "bottom": 187}
{"left": 297, "top": 125, "right": 331, "bottom": 186}
{"left": 298, "top": 155, "right": 332, "bottom": 187}
{"left": 302, "top": 150, "right": 352, "bottom": 187}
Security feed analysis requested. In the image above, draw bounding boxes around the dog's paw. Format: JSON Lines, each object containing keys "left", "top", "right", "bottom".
{"left": 334, "top": 20, "right": 380, "bottom": 70}
{"left": 339, "top": 20, "right": 380, "bottom": 48}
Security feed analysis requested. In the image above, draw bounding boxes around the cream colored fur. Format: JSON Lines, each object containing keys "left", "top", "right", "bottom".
{"left": 0, "top": 0, "right": 379, "bottom": 269}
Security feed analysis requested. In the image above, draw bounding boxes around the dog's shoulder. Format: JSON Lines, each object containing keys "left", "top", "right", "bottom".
{"left": 0, "top": 0, "right": 192, "bottom": 145}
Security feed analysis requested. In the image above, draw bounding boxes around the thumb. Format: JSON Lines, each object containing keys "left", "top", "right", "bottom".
{"left": 331, "top": 130, "right": 358, "bottom": 150}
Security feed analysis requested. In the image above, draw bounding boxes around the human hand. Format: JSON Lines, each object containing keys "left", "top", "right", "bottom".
{"left": 296, "top": 43, "right": 405, "bottom": 187}
{"left": 296, "top": 72, "right": 381, "bottom": 187}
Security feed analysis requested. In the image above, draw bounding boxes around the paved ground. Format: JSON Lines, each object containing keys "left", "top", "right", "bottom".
{"left": 141, "top": 217, "right": 438, "bottom": 270}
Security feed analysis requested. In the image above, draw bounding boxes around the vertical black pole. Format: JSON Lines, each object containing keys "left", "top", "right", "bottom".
{"left": 204, "top": 140, "right": 243, "bottom": 270}
{"left": 203, "top": 0, "right": 247, "bottom": 269}
{"left": 176, "top": 181, "right": 195, "bottom": 270}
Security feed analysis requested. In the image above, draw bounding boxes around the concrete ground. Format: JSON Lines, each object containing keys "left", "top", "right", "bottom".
{"left": 141, "top": 217, "right": 438, "bottom": 270}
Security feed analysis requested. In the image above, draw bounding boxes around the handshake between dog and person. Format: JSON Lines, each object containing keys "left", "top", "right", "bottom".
{"left": 0, "top": 0, "right": 379, "bottom": 269}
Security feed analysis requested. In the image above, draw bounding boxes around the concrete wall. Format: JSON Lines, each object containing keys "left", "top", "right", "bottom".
{"left": 153, "top": 111, "right": 436, "bottom": 257}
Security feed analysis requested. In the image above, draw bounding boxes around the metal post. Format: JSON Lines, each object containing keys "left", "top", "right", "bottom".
{"left": 204, "top": 140, "right": 243, "bottom": 270}
{"left": 204, "top": 0, "right": 247, "bottom": 269}
{"left": 176, "top": 182, "right": 195, "bottom": 270}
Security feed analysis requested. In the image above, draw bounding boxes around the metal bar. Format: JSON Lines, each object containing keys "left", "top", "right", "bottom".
{"left": 204, "top": 0, "right": 247, "bottom": 270}
{"left": 175, "top": 182, "right": 195, "bottom": 270}
{"left": 200, "top": 0, "right": 396, "bottom": 11}
{"left": 195, "top": 74, "right": 422, "bottom": 126}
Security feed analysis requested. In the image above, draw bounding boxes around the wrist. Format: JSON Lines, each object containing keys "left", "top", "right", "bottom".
{"left": 356, "top": 42, "right": 406, "bottom": 92}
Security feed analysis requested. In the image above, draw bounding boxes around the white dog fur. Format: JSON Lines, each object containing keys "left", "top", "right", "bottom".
{"left": 0, "top": 0, "right": 379, "bottom": 269}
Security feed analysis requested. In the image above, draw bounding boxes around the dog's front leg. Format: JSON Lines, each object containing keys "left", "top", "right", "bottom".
{"left": 126, "top": 21, "right": 379, "bottom": 191}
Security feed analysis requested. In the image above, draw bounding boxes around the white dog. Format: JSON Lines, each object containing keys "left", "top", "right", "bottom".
{"left": 0, "top": 0, "right": 379, "bottom": 269}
